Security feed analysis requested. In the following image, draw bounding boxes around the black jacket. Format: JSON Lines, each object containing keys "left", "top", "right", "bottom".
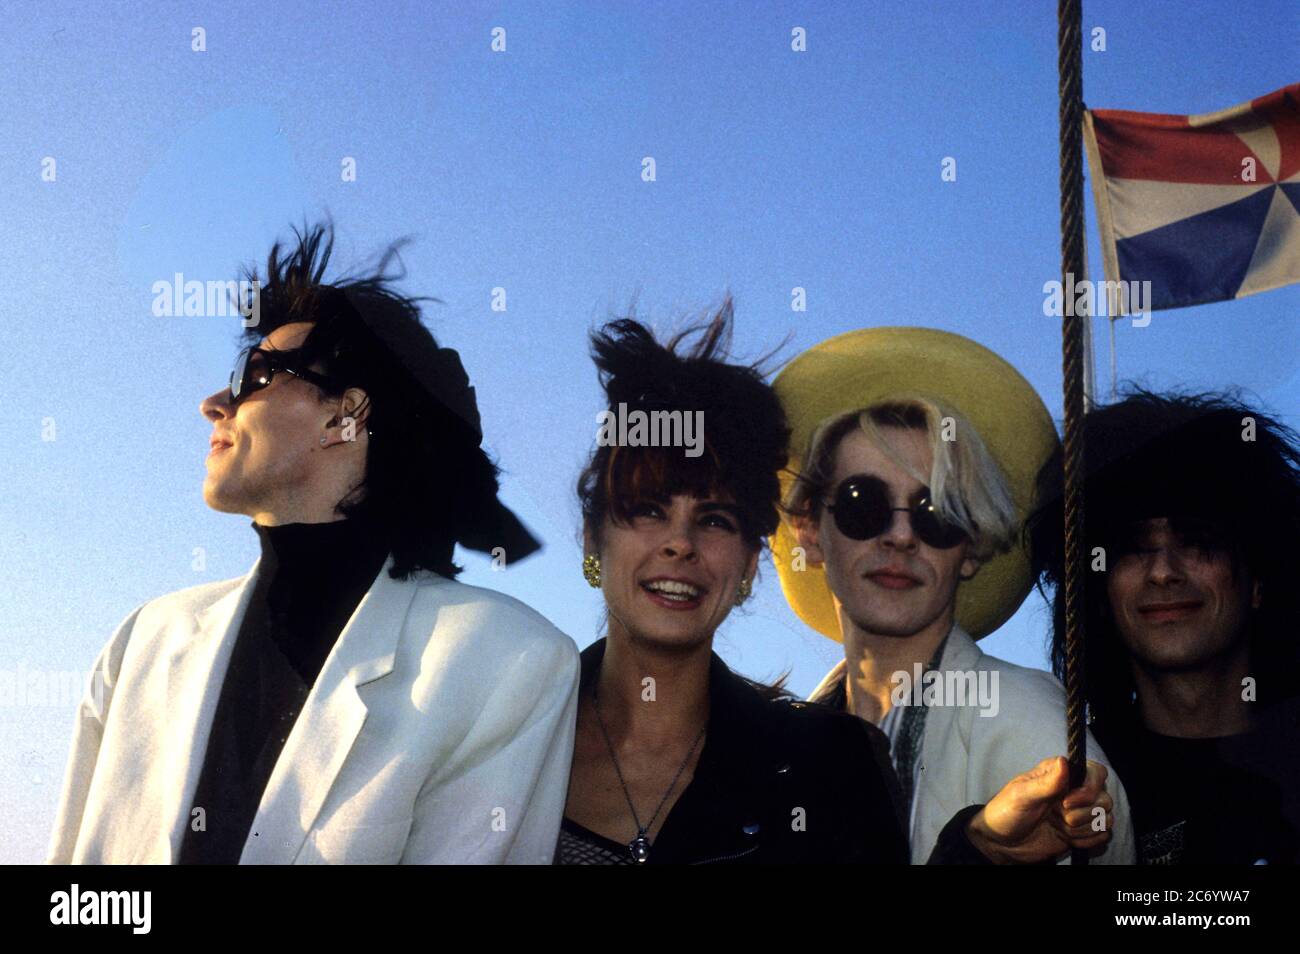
{"left": 573, "top": 639, "right": 986, "bottom": 864}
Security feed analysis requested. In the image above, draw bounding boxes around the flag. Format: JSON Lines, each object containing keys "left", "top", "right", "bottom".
{"left": 1084, "top": 82, "right": 1300, "bottom": 312}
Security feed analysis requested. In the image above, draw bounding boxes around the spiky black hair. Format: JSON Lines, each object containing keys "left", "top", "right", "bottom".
{"left": 235, "top": 218, "right": 505, "bottom": 579}
{"left": 1027, "top": 385, "right": 1300, "bottom": 724}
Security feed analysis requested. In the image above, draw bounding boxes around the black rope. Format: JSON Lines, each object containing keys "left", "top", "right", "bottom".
{"left": 1058, "top": 0, "right": 1089, "bottom": 866}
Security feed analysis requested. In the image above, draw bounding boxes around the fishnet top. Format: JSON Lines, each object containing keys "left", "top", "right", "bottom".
{"left": 555, "top": 817, "right": 636, "bottom": 866}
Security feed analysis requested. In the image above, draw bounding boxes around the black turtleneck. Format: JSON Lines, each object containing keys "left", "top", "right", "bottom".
{"left": 178, "top": 517, "right": 391, "bottom": 864}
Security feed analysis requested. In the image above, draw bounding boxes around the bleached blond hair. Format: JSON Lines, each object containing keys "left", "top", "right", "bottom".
{"left": 784, "top": 396, "right": 1017, "bottom": 565}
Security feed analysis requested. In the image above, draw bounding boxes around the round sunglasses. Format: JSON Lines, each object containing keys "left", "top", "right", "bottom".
{"left": 229, "top": 347, "right": 336, "bottom": 403}
{"left": 824, "top": 474, "right": 968, "bottom": 549}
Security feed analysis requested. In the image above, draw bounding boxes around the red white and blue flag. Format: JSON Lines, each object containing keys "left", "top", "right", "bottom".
{"left": 1084, "top": 83, "right": 1300, "bottom": 311}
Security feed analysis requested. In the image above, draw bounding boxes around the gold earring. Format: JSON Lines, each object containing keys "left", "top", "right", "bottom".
{"left": 582, "top": 554, "right": 602, "bottom": 588}
{"left": 735, "top": 578, "right": 752, "bottom": 605}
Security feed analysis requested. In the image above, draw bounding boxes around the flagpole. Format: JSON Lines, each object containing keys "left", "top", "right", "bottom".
{"left": 1082, "top": 218, "right": 1096, "bottom": 411}
{"left": 1057, "top": 0, "right": 1089, "bottom": 865}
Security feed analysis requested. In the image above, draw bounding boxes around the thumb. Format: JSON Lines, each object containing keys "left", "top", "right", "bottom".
{"left": 1016, "top": 756, "right": 1071, "bottom": 806}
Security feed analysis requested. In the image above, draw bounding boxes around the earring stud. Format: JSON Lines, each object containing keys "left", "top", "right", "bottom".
{"left": 582, "top": 554, "right": 601, "bottom": 588}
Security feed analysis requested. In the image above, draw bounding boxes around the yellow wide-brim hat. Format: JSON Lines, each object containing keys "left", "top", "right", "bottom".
{"left": 771, "top": 327, "right": 1059, "bottom": 641}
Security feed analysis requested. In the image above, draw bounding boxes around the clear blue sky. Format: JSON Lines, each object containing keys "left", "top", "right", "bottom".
{"left": 1, "top": 0, "right": 1296, "bottom": 862}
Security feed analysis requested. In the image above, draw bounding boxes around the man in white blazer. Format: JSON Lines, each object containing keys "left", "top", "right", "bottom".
{"left": 48, "top": 222, "right": 579, "bottom": 864}
{"left": 773, "top": 328, "right": 1137, "bottom": 865}
{"left": 48, "top": 553, "right": 578, "bottom": 865}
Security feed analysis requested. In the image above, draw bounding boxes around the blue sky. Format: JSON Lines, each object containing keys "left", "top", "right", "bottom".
{"left": 1, "top": 0, "right": 1296, "bottom": 861}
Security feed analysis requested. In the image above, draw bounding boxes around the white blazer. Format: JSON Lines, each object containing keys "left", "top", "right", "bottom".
{"left": 811, "top": 625, "right": 1137, "bottom": 865}
{"left": 47, "top": 555, "right": 580, "bottom": 865}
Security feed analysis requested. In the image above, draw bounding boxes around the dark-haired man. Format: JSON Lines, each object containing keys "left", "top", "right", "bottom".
{"left": 1030, "top": 388, "right": 1300, "bottom": 864}
{"left": 48, "top": 223, "right": 580, "bottom": 864}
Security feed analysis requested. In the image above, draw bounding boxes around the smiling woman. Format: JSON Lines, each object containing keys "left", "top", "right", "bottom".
{"left": 557, "top": 298, "right": 913, "bottom": 865}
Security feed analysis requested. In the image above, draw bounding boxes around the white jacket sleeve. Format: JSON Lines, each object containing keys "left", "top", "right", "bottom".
{"left": 400, "top": 635, "right": 580, "bottom": 864}
{"left": 972, "top": 669, "right": 1137, "bottom": 864}
{"left": 46, "top": 605, "right": 143, "bottom": 864}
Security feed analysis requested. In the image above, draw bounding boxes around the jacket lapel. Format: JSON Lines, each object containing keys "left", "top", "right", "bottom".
{"left": 911, "top": 623, "right": 979, "bottom": 860}
{"left": 157, "top": 559, "right": 264, "bottom": 862}
{"left": 941, "top": 624, "right": 982, "bottom": 670}
{"left": 652, "top": 655, "right": 778, "bottom": 864}
{"left": 238, "top": 556, "right": 417, "bottom": 864}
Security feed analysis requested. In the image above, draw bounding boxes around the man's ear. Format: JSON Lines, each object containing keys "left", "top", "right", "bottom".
{"left": 340, "top": 388, "right": 371, "bottom": 429}
{"left": 793, "top": 513, "right": 826, "bottom": 567}
{"left": 957, "top": 544, "right": 980, "bottom": 582}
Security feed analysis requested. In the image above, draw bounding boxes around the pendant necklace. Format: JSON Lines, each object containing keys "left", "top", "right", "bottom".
{"left": 592, "top": 680, "right": 707, "bottom": 864}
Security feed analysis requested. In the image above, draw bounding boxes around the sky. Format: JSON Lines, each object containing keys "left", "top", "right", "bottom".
{"left": 1, "top": 0, "right": 1296, "bottom": 862}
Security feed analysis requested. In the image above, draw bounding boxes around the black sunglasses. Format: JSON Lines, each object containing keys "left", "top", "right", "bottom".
{"left": 229, "top": 347, "right": 336, "bottom": 403}
{"left": 824, "top": 474, "right": 968, "bottom": 549}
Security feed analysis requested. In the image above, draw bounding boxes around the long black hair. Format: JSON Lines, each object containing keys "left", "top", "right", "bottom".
{"left": 237, "top": 219, "right": 503, "bottom": 580}
{"left": 1027, "top": 385, "right": 1300, "bottom": 727}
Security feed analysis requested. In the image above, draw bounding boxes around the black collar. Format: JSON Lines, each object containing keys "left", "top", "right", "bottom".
{"left": 248, "top": 517, "right": 391, "bottom": 677}
{"left": 577, "top": 638, "right": 788, "bottom": 862}
{"left": 252, "top": 516, "right": 388, "bottom": 575}
{"left": 576, "top": 638, "right": 784, "bottom": 771}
